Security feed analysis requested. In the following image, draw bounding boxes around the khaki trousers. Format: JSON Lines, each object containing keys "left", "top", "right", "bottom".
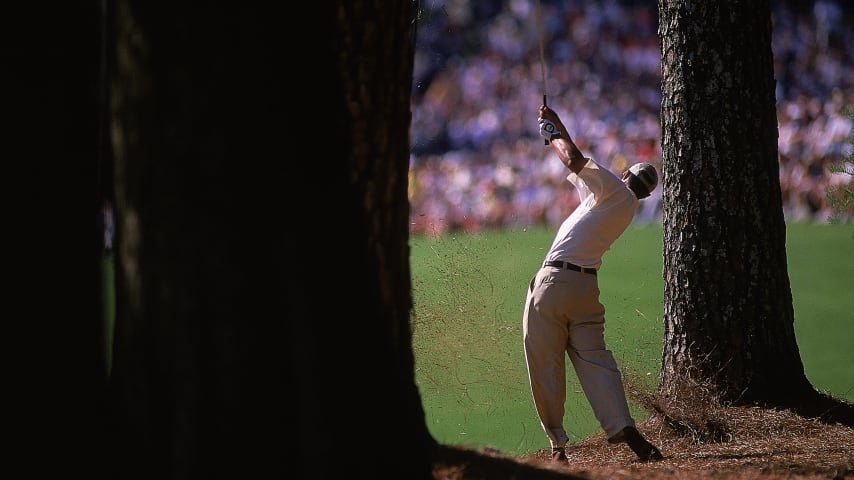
{"left": 522, "top": 265, "right": 635, "bottom": 449}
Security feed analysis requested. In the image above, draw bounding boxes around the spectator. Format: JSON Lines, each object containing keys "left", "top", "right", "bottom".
{"left": 409, "top": 0, "right": 853, "bottom": 233}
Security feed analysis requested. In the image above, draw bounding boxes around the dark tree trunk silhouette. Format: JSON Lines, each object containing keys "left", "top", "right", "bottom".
{"left": 109, "top": 2, "right": 291, "bottom": 477}
{"left": 291, "top": 0, "right": 438, "bottom": 477}
{"left": 657, "top": 0, "right": 851, "bottom": 425}
{"left": 106, "top": 1, "right": 436, "bottom": 479}
{"left": 5, "top": 2, "right": 110, "bottom": 477}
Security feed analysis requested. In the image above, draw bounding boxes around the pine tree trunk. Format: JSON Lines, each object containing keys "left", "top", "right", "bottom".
{"left": 109, "top": 1, "right": 436, "bottom": 478}
{"left": 658, "top": 0, "right": 815, "bottom": 406}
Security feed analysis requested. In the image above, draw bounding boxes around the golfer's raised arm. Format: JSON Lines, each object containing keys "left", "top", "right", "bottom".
{"left": 538, "top": 105, "right": 588, "bottom": 174}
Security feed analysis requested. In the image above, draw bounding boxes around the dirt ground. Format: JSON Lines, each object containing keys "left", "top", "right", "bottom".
{"left": 432, "top": 406, "right": 854, "bottom": 480}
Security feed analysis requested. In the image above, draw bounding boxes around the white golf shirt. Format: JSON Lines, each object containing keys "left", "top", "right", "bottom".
{"left": 544, "top": 158, "right": 638, "bottom": 270}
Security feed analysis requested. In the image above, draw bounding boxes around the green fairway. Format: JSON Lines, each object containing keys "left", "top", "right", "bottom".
{"left": 410, "top": 222, "right": 853, "bottom": 455}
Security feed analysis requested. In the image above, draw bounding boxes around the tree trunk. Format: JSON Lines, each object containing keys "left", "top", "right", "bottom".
{"left": 292, "top": 1, "right": 438, "bottom": 476}
{"left": 108, "top": 1, "right": 435, "bottom": 478}
{"left": 658, "top": 0, "right": 818, "bottom": 408}
{"left": 6, "top": 2, "right": 111, "bottom": 477}
{"left": 109, "top": 2, "right": 294, "bottom": 477}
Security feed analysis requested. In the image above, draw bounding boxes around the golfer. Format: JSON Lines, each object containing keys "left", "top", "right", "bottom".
{"left": 523, "top": 104, "right": 664, "bottom": 463}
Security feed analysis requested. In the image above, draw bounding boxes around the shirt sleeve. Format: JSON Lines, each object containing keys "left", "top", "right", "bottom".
{"left": 567, "top": 158, "right": 621, "bottom": 203}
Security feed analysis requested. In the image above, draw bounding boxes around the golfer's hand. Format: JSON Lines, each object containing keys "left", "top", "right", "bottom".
{"left": 538, "top": 106, "right": 562, "bottom": 140}
{"left": 539, "top": 119, "right": 560, "bottom": 140}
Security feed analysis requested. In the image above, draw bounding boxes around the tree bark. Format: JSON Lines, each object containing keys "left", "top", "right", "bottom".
{"left": 292, "top": 1, "right": 438, "bottom": 476}
{"left": 658, "top": 0, "right": 830, "bottom": 411}
{"left": 108, "top": 1, "right": 436, "bottom": 478}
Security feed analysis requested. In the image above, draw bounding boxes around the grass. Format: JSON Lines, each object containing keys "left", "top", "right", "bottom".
{"left": 410, "top": 222, "right": 854, "bottom": 456}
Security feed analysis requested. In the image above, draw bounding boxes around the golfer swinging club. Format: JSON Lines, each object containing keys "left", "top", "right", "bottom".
{"left": 523, "top": 104, "right": 664, "bottom": 463}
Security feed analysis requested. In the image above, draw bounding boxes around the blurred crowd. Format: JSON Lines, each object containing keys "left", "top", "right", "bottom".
{"left": 408, "top": 0, "right": 854, "bottom": 235}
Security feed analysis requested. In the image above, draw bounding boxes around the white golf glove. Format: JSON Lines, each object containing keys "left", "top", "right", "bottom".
{"left": 539, "top": 119, "right": 560, "bottom": 140}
